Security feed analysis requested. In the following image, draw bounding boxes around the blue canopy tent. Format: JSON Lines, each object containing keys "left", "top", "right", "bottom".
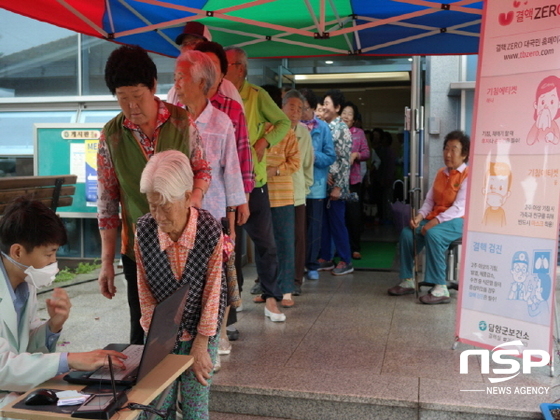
{"left": 0, "top": 0, "right": 484, "bottom": 58}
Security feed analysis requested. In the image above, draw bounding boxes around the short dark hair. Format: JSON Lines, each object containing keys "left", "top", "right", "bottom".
{"left": 0, "top": 198, "right": 67, "bottom": 254}
{"left": 383, "top": 131, "right": 393, "bottom": 146}
{"left": 444, "top": 130, "right": 471, "bottom": 163}
{"left": 342, "top": 101, "right": 361, "bottom": 122}
{"left": 299, "top": 88, "right": 317, "bottom": 109}
{"left": 104, "top": 45, "right": 157, "bottom": 95}
{"left": 323, "top": 89, "right": 345, "bottom": 112}
{"left": 372, "top": 127, "right": 384, "bottom": 138}
{"left": 260, "top": 84, "right": 282, "bottom": 108}
{"left": 194, "top": 41, "right": 228, "bottom": 76}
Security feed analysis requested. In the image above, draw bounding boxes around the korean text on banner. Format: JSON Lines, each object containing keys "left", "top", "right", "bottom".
{"left": 456, "top": 0, "right": 560, "bottom": 358}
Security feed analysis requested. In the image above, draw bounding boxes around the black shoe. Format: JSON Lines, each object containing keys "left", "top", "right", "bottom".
{"left": 293, "top": 284, "right": 302, "bottom": 296}
{"left": 250, "top": 280, "right": 262, "bottom": 295}
{"left": 226, "top": 328, "right": 239, "bottom": 341}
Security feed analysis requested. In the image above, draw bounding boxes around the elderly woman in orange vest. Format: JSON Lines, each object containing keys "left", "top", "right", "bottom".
{"left": 388, "top": 130, "right": 470, "bottom": 304}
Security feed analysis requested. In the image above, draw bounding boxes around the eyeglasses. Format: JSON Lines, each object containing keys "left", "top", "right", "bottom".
{"left": 228, "top": 62, "right": 242, "bottom": 67}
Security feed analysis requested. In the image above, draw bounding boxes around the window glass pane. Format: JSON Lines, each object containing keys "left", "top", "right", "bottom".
{"left": 0, "top": 10, "right": 78, "bottom": 97}
{"left": 465, "top": 90, "right": 475, "bottom": 135}
{"left": 81, "top": 36, "right": 176, "bottom": 96}
{"left": 83, "top": 218, "right": 102, "bottom": 259}
{"left": 466, "top": 55, "right": 478, "bottom": 81}
{"left": 80, "top": 110, "right": 120, "bottom": 123}
{"left": 150, "top": 53, "right": 175, "bottom": 97}
{"left": 58, "top": 218, "right": 81, "bottom": 258}
{"left": 83, "top": 218, "right": 121, "bottom": 260}
{"left": 0, "top": 157, "right": 33, "bottom": 177}
{"left": 81, "top": 37, "right": 119, "bottom": 96}
{"left": 0, "top": 111, "right": 75, "bottom": 155}
{"left": 0, "top": 158, "right": 16, "bottom": 177}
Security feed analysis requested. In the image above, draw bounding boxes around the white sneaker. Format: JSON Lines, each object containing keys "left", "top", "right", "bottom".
{"left": 431, "top": 284, "right": 450, "bottom": 297}
{"left": 399, "top": 278, "right": 415, "bottom": 289}
{"left": 218, "top": 337, "right": 232, "bottom": 355}
{"left": 214, "top": 354, "right": 221, "bottom": 372}
{"left": 236, "top": 303, "right": 244, "bottom": 312}
{"left": 264, "top": 307, "right": 286, "bottom": 322}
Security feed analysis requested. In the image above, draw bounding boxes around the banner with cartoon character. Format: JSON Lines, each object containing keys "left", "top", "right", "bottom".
{"left": 456, "top": 0, "right": 559, "bottom": 357}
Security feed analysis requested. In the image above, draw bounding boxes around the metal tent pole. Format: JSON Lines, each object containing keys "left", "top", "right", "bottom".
{"left": 409, "top": 56, "right": 421, "bottom": 209}
{"left": 408, "top": 56, "right": 423, "bottom": 298}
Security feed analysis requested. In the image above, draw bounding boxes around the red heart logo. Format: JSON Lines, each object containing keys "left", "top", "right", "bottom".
{"left": 498, "top": 11, "right": 514, "bottom": 26}
{"left": 513, "top": 0, "right": 521, "bottom": 7}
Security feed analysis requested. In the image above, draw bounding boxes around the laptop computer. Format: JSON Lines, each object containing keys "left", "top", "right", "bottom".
{"left": 64, "top": 283, "right": 189, "bottom": 387}
{"left": 71, "top": 356, "right": 128, "bottom": 419}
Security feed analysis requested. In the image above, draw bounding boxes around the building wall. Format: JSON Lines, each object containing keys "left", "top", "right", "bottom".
{"left": 425, "top": 55, "right": 462, "bottom": 186}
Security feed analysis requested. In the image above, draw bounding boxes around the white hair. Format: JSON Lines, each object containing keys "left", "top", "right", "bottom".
{"left": 140, "top": 150, "right": 193, "bottom": 203}
{"left": 282, "top": 89, "right": 305, "bottom": 106}
{"left": 175, "top": 50, "right": 216, "bottom": 96}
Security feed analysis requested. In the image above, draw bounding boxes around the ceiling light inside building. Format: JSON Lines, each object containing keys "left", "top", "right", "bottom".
{"left": 325, "top": 60, "right": 334, "bottom": 64}
{"left": 292, "top": 72, "right": 410, "bottom": 84}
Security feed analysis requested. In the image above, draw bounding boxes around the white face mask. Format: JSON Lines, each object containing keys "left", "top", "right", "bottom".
{"left": 24, "top": 262, "right": 59, "bottom": 289}
{"left": 2, "top": 252, "right": 59, "bottom": 289}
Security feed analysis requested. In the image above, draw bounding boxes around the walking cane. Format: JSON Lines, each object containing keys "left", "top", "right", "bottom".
{"left": 409, "top": 188, "right": 420, "bottom": 299}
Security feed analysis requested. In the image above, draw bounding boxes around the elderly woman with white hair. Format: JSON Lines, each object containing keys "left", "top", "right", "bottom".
{"left": 134, "top": 150, "right": 226, "bottom": 420}
{"left": 174, "top": 49, "right": 246, "bottom": 362}
{"left": 174, "top": 49, "right": 245, "bottom": 238}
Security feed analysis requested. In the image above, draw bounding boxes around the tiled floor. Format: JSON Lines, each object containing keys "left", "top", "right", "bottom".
{"left": 210, "top": 262, "right": 560, "bottom": 420}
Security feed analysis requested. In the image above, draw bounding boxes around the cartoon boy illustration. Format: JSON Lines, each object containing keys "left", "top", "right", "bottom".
{"left": 527, "top": 75, "right": 560, "bottom": 145}
{"left": 525, "top": 275, "right": 545, "bottom": 313}
{"left": 525, "top": 250, "right": 551, "bottom": 317}
{"left": 482, "top": 161, "right": 512, "bottom": 227}
{"left": 508, "top": 250, "right": 529, "bottom": 300}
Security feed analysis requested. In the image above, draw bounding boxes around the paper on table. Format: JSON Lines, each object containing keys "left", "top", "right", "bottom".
{"left": 56, "top": 390, "right": 90, "bottom": 406}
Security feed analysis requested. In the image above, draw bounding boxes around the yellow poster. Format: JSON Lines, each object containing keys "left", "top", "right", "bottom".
{"left": 85, "top": 139, "right": 99, "bottom": 205}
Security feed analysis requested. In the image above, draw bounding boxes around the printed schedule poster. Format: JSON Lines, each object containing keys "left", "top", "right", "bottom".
{"left": 85, "top": 139, "right": 99, "bottom": 206}
{"left": 456, "top": 0, "right": 560, "bottom": 356}
{"left": 35, "top": 124, "right": 103, "bottom": 215}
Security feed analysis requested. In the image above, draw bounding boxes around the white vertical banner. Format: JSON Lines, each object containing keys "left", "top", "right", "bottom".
{"left": 456, "top": 1, "right": 560, "bottom": 358}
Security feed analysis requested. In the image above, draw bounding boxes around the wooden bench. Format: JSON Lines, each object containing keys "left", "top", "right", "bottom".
{"left": 0, "top": 175, "right": 78, "bottom": 215}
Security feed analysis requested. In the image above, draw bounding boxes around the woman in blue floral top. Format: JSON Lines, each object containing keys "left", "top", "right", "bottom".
{"left": 316, "top": 89, "right": 354, "bottom": 276}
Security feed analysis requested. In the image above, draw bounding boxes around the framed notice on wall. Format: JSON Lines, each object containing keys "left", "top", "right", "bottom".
{"left": 34, "top": 123, "right": 104, "bottom": 217}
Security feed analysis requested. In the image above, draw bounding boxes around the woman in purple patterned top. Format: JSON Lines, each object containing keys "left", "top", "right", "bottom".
{"left": 341, "top": 102, "right": 370, "bottom": 260}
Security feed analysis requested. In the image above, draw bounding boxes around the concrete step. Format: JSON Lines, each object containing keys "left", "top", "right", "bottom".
{"left": 211, "top": 413, "right": 294, "bottom": 420}
{"left": 210, "top": 384, "right": 542, "bottom": 420}
{"left": 210, "top": 387, "right": 414, "bottom": 419}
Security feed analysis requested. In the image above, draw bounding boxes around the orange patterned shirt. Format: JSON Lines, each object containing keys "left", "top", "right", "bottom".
{"left": 267, "top": 128, "right": 301, "bottom": 208}
{"left": 135, "top": 208, "right": 223, "bottom": 341}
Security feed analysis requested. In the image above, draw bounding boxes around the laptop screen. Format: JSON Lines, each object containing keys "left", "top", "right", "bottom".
{"left": 135, "top": 283, "right": 189, "bottom": 383}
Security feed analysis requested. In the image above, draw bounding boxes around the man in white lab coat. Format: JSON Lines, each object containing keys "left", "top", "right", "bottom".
{"left": 0, "top": 198, "right": 125, "bottom": 414}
